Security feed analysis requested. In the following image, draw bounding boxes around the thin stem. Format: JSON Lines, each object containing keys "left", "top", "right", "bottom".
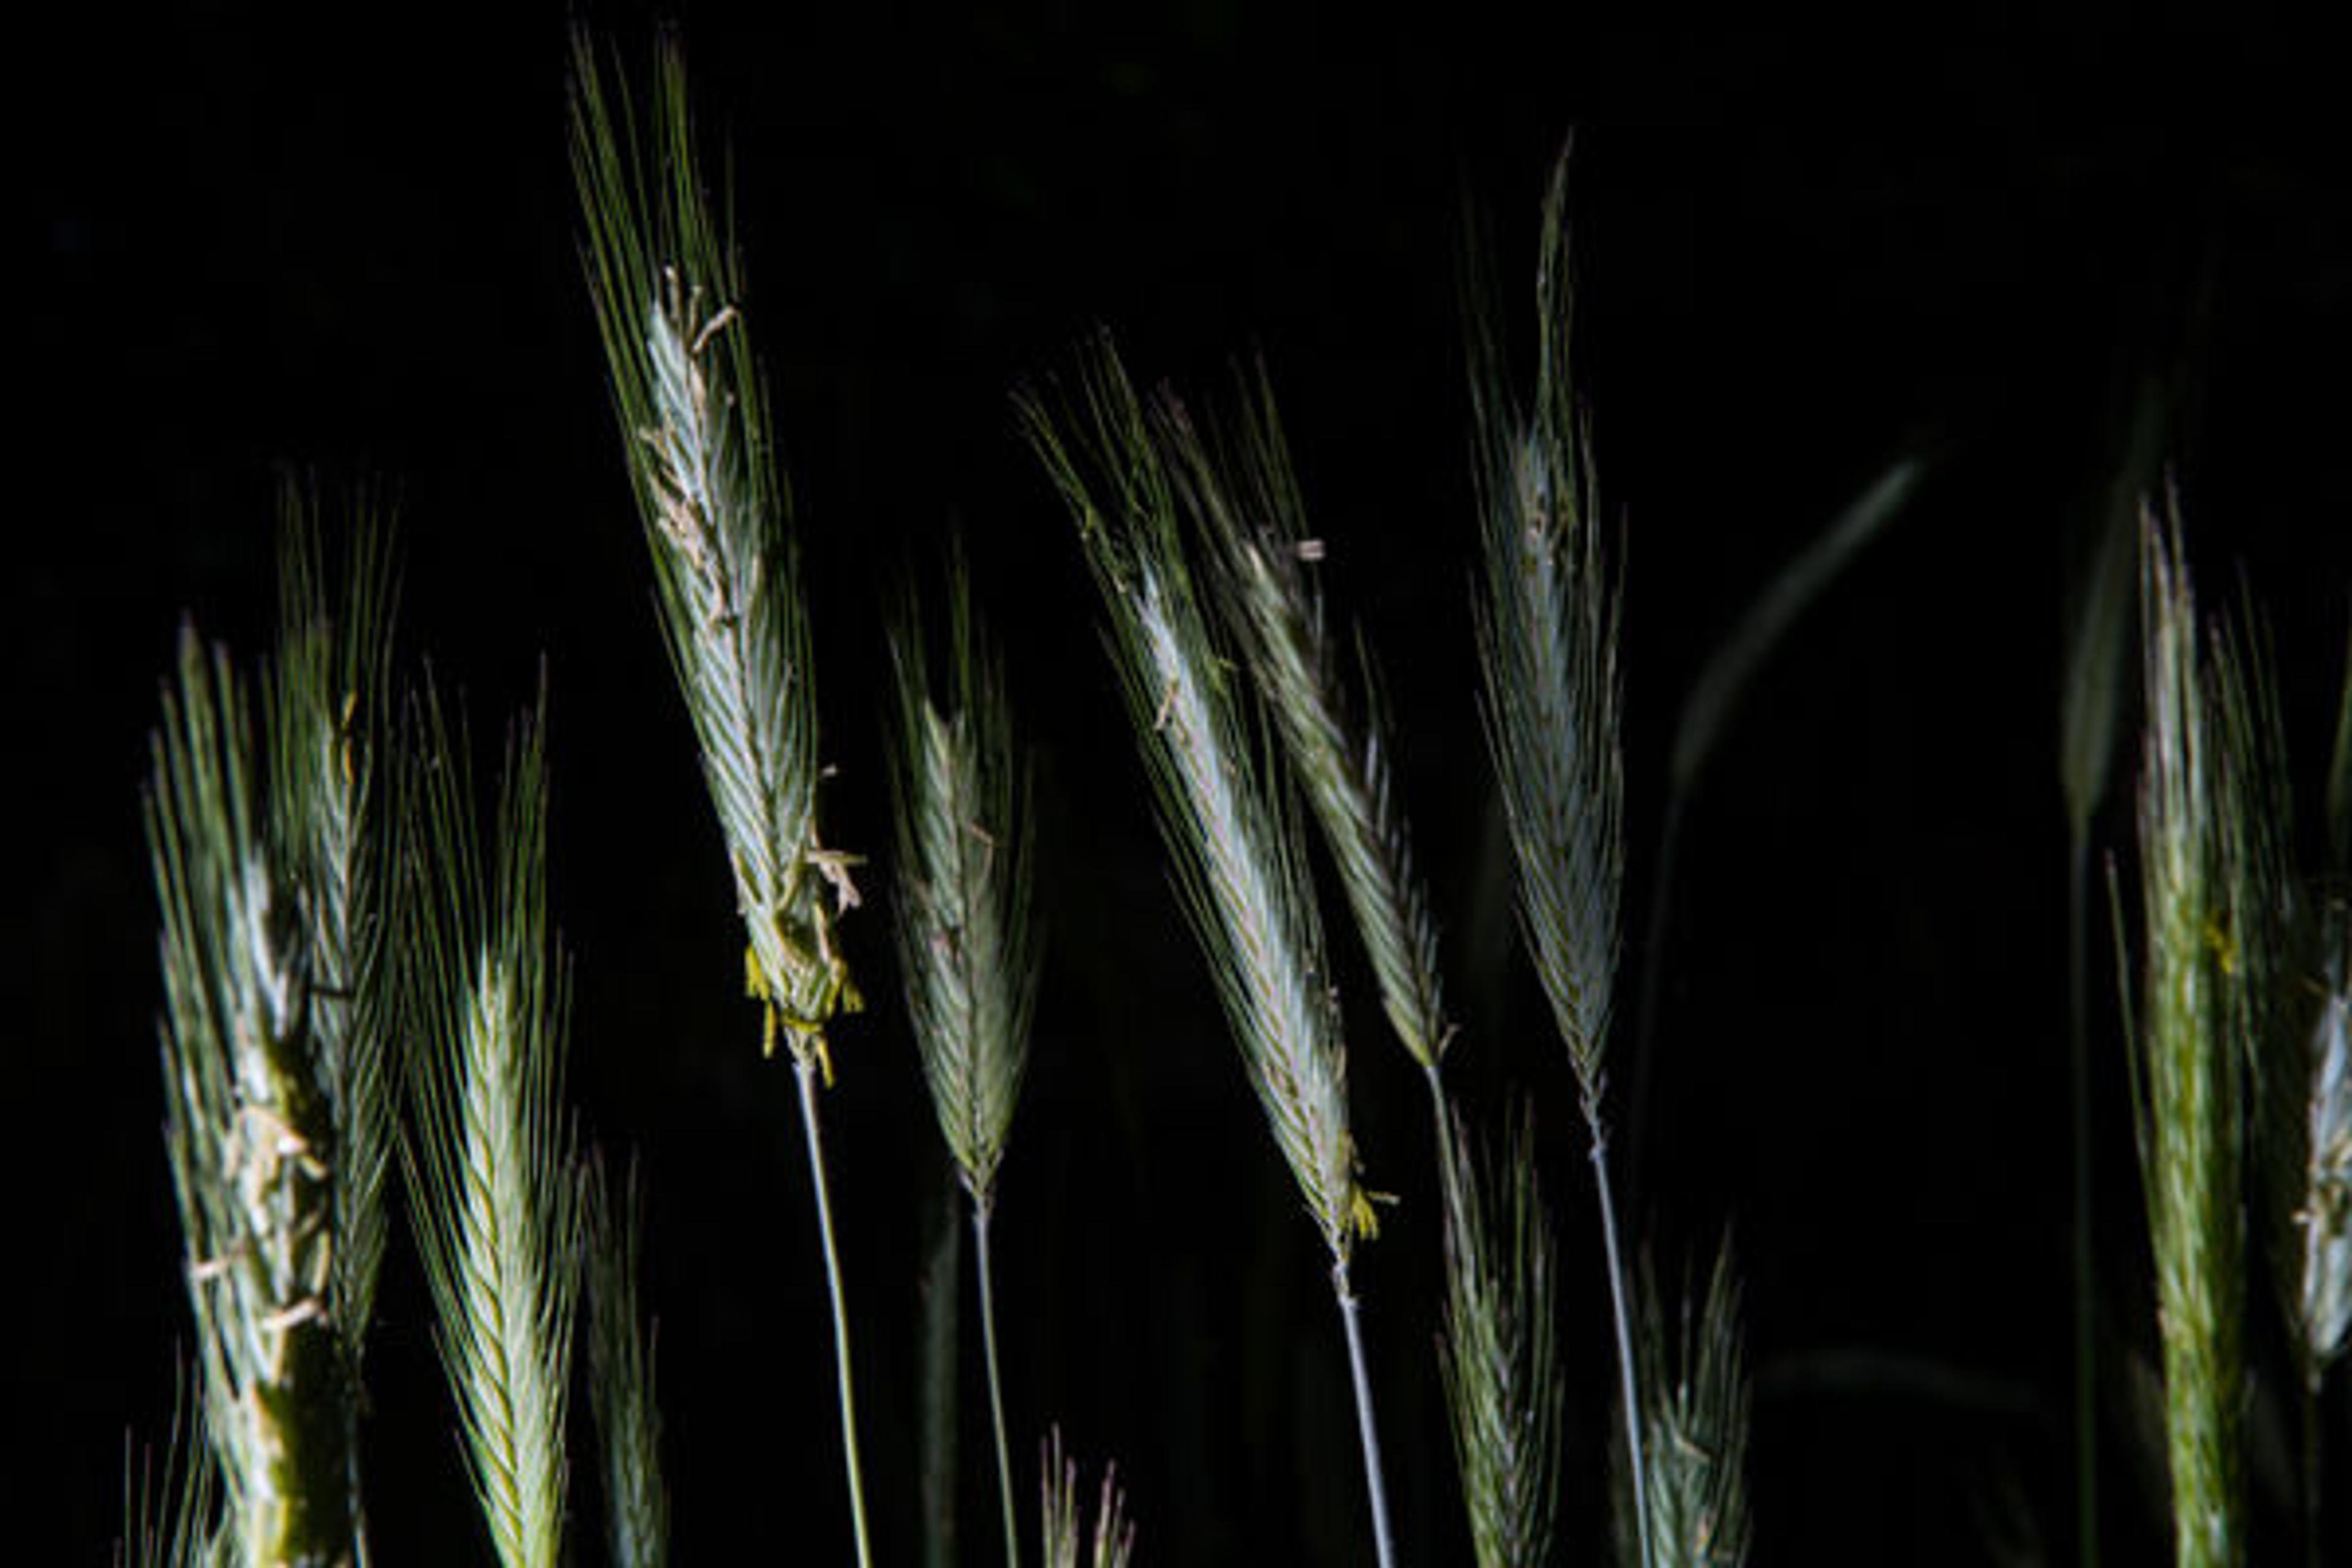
{"left": 2070, "top": 829, "right": 2101, "bottom": 1568}
{"left": 1588, "top": 1120, "right": 1654, "bottom": 1568}
{"left": 1626, "top": 795, "right": 1687, "bottom": 1194}
{"left": 1422, "top": 1061, "right": 1453, "bottom": 1172}
{"left": 973, "top": 1198, "right": 1020, "bottom": 1568}
{"left": 1333, "top": 1261, "right": 1399, "bottom": 1568}
{"left": 2301, "top": 1363, "right": 2321, "bottom": 1568}
{"left": 796, "top": 1057, "right": 873, "bottom": 1568}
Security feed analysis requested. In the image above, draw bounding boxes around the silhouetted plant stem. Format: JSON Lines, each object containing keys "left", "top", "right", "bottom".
{"left": 1335, "top": 1261, "right": 1399, "bottom": 1568}
{"left": 2070, "top": 830, "right": 2101, "bottom": 1568}
{"left": 974, "top": 1200, "right": 1020, "bottom": 1568}
{"left": 1588, "top": 1125, "right": 1651, "bottom": 1568}
{"left": 796, "top": 1057, "right": 873, "bottom": 1568}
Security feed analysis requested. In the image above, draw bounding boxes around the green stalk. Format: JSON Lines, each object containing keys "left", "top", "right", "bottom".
{"left": 974, "top": 1200, "right": 1020, "bottom": 1568}
{"left": 1589, "top": 1128, "right": 1653, "bottom": 1568}
{"left": 1334, "top": 1262, "right": 1399, "bottom": 1568}
{"left": 2301, "top": 1368, "right": 2321, "bottom": 1568}
{"left": 796, "top": 1057, "right": 873, "bottom": 1568}
{"left": 2069, "top": 829, "right": 2100, "bottom": 1568}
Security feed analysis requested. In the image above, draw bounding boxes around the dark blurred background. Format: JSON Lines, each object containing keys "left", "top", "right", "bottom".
{"left": 21, "top": 2, "right": 2352, "bottom": 1562}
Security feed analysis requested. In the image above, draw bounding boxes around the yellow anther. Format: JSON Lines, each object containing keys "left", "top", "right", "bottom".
{"left": 2203, "top": 916, "right": 2240, "bottom": 978}
{"left": 1349, "top": 1185, "right": 1397, "bottom": 1242}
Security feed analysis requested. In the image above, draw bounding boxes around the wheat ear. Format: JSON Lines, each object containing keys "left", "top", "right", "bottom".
{"left": 1020, "top": 337, "right": 1393, "bottom": 1567}
{"left": 570, "top": 36, "right": 872, "bottom": 1561}
{"left": 1436, "top": 1107, "right": 1563, "bottom": 1568}
{"left": 1468, "top": 143, "right": 1651, "bottom": 1568}
{"left": 401, "top": 689, "right": 581, "bottom": 1568}
{"left": 1615, "top": 1241, "right": 1752, "bottom": 1568}
{"left": 1161, "top": 365, "right": 1452, "bottom": 1080}
{"left": 890, "top": 552, "right": 1040, "bottom": 1568}
{"left": 2129, "top": 503, "right": 2249, "bottom": 1568}
{"left": 583, "top": 1150, "right": 671, "bottom": 1568}
{"left": 1039, "top": 1430, "right": 1137, "bottom": 1568}
{"left": 268, "top": 484, "right": 400, "bottom": 1381}
{"left": 148, "top": 627, "right": 362, "bottom": 1567}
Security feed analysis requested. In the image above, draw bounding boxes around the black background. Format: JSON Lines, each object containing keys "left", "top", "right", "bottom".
{"left": 21, "top": 2, "right": 2352, "bottom": 1563}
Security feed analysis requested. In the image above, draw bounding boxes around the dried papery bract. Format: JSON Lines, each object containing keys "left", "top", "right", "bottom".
{"left": 1615, "top": 1243, "right": 1751, "bottom": 1568}
{"left": 401, "top": 692, "right": 581, "bottom": 1568}
{"left": 1469, "top": 144, "right": 1651, "bottom": 1568}
{"left": 583, "top": 1151, "right": 670, "bottom": 1568}
{"left": 2130, "top": 505, "right": 2249, "bottom": 1568}
{"left": 571, "top": 35, "right": 872, "bottom": 1564}
{"left": 1437, "top": 1108, "right": 1564, "bottom": 1568}
{"left": 1020, "top": 337, "right": 1394, "bottom": 1568}
{"left": 889, "top": 556, "right": 1040, "bottom": 1568}
{"left": 148, "top": 626, "right": 364, "bottom": 1568}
